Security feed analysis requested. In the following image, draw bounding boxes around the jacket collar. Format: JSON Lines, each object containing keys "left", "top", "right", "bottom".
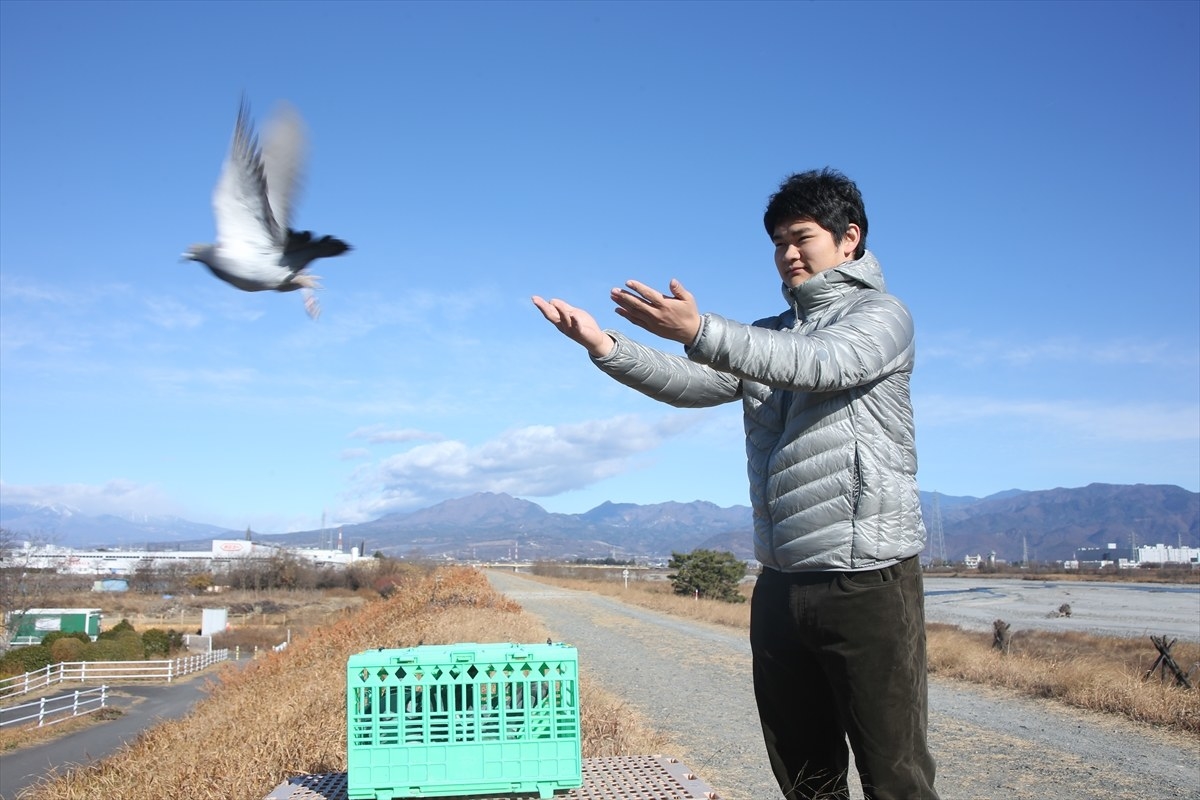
{"left": 781, "top": 250, "right": 885, "bottom": 319}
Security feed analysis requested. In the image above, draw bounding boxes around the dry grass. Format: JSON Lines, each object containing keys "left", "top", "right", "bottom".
{"left": 89, "top": 588, "right": 368, "bottom": 636}
{"left": 14, "top": 567, "right": 670, "bottom": 800}
{"left": 0, "top": 706, "right": 124, "bottom": 753}
{"left": 926, "top": 623, "right": 1200, "bottom": 733}
{"left": 525, "top": 571, "right": 1200, "bottom": 736}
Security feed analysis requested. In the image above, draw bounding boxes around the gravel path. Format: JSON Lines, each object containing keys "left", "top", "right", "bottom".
{"left": 486, "top": 570, "right": 1199, "bottom": 800}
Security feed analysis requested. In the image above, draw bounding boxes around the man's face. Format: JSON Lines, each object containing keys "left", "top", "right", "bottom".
{"left": 771, "top": 218, "right": 860, "bottom": 288}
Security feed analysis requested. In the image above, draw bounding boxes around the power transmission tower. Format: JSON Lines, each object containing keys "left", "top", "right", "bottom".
{"left": 930, "top": 492, "right": 946, "bottom": 566}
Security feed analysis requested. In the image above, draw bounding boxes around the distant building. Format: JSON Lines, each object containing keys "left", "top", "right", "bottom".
{"left": 1066, "top": 542, "right": 1197, "bottom": 570}
{"left": 1135, "top": 544, "right": 1200, "bottom": 566}
{"left": 10, "top": 539, "right": 370, "bottom": 576}
{"left": 5, "top": 608, "right": 102, "bottom": 647}
{"left": 92, "top": 579, "right": 129, "bottom": 592}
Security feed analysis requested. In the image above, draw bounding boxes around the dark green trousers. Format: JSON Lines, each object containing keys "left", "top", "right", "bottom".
{"left": 750, "top": 556, "right": 939, "bottom": 800}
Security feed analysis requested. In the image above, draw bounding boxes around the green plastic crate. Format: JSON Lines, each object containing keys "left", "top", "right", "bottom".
{"left": 346, "top": 642, "right": 582, "bottom": 800}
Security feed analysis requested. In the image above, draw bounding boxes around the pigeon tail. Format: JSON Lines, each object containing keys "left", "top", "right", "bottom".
{"left": 285, "top": 229, "right": 351, "bottom": 259}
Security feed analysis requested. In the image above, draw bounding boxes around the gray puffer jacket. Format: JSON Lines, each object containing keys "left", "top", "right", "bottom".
{"left": 592, "top": 251, "right": 927, "bottom": 572}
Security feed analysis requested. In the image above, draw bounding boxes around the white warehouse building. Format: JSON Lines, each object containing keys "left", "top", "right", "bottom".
{"left": 1135, "top": 544, "right": 1200, "bottom": 566}
{"left": 8, "top": 539, "right": 369, "bottom": 576}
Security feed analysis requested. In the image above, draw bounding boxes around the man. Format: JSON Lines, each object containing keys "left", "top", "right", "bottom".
{"left": 532, "top": 168, "right": 938, "bottom": 800}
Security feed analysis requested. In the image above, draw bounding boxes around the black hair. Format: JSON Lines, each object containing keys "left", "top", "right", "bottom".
{"left": 763, "top": 168, "right": 868, "bottom": 259}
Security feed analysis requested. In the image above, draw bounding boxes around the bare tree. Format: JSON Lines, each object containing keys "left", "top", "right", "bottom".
{"left": 0, "top": 527, "right": 59, "bottom": 652}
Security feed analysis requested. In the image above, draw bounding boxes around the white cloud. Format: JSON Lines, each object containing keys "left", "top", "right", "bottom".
{"left": 0, "top": 478, "right": 182, "bottom": 517}
{"left": 917, "top": 394, "right": 1200, "bottom": 442}
{"left": 347, "top": 425, "right": 444, "bottom": 445}
{"left": 143, "top": 366, "right": 259, "bottom": 390}
{"left": 337, "top": 413, "right": 706, "bottom": 521}
{"left": 144, "top": 297, "right": 204, "bottom": 330}
{"left": 923, "top": 332, "right": 1199, "bottom": 370}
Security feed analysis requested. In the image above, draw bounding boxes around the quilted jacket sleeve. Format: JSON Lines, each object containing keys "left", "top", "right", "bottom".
{"left": 592, "top": 331, "right": 742, "bottom": 408}
{"left": 685, "top": 292, "right": 915, "bottom": 392}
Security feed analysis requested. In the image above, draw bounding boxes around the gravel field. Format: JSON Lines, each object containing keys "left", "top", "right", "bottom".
{"left": 486, "top": 570, "right": 1200, "bottom": 800}
{"left": 922, "top": 577, "right": 1200, "bottom": 643}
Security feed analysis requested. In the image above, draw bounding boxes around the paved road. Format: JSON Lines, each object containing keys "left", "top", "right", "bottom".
{"left": 486, "top": 571, "right": 1200, "bottom": 800}
{"left": 0, "top": 670, "right": 228, "bottom": 800}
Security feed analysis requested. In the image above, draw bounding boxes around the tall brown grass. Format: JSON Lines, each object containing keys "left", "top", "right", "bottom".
{"left": 16, "top": 567, "right": 668, "bottom": 800}
{"left": 525, "top": 572, "right": 1200, "bottom": 736}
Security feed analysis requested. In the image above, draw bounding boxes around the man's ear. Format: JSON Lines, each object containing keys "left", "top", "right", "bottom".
{"left": 841, "top": 223, "right": 862, "bottom": 257}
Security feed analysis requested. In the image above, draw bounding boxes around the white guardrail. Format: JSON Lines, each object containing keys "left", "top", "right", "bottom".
{"left": 0, "top": 649, "right": 230, "bottom": 699}
{"left": 0, "top": 685, "right": 110, "bottom": 728}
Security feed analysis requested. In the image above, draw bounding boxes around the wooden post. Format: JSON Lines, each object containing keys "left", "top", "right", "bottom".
{"left": 1145, "top": 635, "right": 1192, "bottom": 689}
{"left": 992, "top": 619, "right": 1011, "bottom": 655}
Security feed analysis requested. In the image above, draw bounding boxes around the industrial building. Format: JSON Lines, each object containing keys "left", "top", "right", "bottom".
{"left": 6, "top": 538, "right": 370, "bottom": 576}
{"left": 1067, "top": 543, "right": 1200, "bottom": 570}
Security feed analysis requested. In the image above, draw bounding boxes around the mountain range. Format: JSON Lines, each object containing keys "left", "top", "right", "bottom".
{"left": 2, "top": 483, "right": 1197, "bottom": 564}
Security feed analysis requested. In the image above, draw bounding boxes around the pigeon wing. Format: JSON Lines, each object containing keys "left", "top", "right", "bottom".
{"left": 261, "top": 101, "right": 308, "bottom": 232}
{"left": 212, "top": 99, "right": 286, "bottom": 261}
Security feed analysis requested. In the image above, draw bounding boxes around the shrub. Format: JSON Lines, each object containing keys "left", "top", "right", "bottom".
{"left": 97, "top": 619, "right": 136, "bottom": 640}
{"left": 112, "top": 630, "right": 145, "bottom": 660}
{"left": 49, "top": 637, "right": 88, "bottom": 663}
{"left": 41, "top": 631, "right": 92, "bottom": 648}
{"left": 87, "top": 639, "right": 125, "bottom": 662}
{"left": 142, "top": 628, "right": 171, "bottom": 657}
{"left": 86, "top": 631, "right": 144, "bottom": 661}
{"left": 0, "top": 644, "right": 53, "bottom": 676}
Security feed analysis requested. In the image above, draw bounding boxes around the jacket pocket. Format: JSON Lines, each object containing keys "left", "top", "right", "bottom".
{"left": 850, "top": 444, "right": 862, "bottom": 518}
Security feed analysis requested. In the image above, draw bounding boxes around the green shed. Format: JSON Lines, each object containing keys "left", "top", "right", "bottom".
{"left": 7, "top": 608, "right": 102, "bottom": 647}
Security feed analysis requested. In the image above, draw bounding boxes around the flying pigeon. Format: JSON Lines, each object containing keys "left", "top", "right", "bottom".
{"left": 184, "top": 98, "right": 350, "bottom": 319}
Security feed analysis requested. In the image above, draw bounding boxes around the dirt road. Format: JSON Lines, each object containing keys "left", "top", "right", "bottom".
{"left": 486, "top": 571, "right": 1199, "bottom": 800}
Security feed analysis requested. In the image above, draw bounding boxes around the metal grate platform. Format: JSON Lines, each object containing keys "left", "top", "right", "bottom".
{"left": 263, "top": 755, "right": 720, "bottom": 800}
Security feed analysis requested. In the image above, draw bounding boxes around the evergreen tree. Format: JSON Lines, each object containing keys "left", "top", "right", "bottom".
{"left": 668, "top": 549, "right": 747, "bottom": 603}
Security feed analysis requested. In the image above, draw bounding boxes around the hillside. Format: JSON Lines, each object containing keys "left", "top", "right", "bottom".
{"left": 929, "top": 482, "right": 1199, "bottom": 562}
{"left": 2, "top": 483, "right": 1196, "bottom": 564}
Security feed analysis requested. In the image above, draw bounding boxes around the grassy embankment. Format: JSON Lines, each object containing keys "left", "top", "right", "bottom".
{"left": 525, "top": 569, "right": 1200, "bottom": 736}
{"left": 9, "top": 567, "right": 667, "bottom": 800}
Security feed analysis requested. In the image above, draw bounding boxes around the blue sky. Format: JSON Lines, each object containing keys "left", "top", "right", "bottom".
{"left": 1, "top": 0, "right": 1197, "bottom": 534}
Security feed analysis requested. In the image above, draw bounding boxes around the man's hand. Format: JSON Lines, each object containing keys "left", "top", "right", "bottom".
{"left": 531, "top": 295, "right": 614, "bottom": 358}
{"left": 611, "top": 278, "right": 702, "bottom": 345}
